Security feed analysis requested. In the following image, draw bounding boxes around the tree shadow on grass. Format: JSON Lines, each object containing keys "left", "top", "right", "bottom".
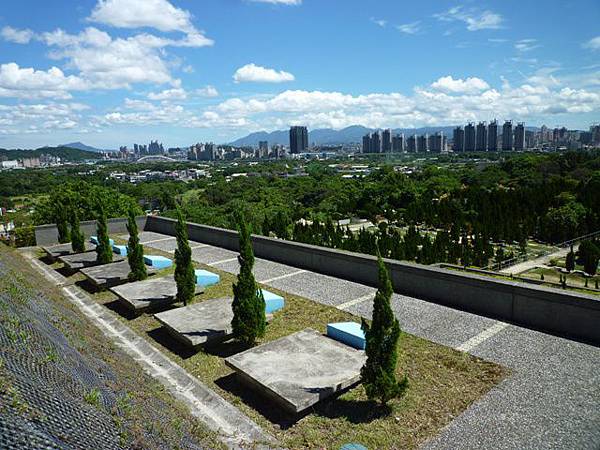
{"left": 203, "top": 339, "right": 251, "bottom": 358}
{"left": 75, "top": 278, "right": 102, "bottom": 294}
{"left": 312, "top": 396, "right": 392, "bottom": 424}
{"left": 102, "top": 299, "right": 138, "bottom": 321}
{"left": 146, "top": 326, "right": 198, "bottom": 360}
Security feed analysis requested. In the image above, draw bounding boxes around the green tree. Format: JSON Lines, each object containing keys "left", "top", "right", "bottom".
{"left": 565, "top": 246, "right": 575, "bottom": 272}
{"left": 95, "top": 202, "right": 113, "bottom": 264}
{"left": 231, "top": 213, "right": 266, "bottom": 345}
{"left": 126, "top": 207, "right": 147, "bottom": 281}
{"left": 174, "top": 208, "right": 195, "bottom": 306}
{"left": 56, "top": 199, "right": 71, "bottom": 244}
{"left": 70, "top": 208, "right": 85, "bottom": 253}
{"left": 360, "top": 254, "right": 407, "bottom": 406}
{"left": 578, "top": 240, "right": 600, "bottom": 276}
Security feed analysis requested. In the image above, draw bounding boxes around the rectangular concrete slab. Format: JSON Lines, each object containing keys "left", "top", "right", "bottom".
{"left": 80, "top": 260, "right": 157, "bottom": 288}
{"left": 216, "top": 257, "right": 302, "bottom": 282}
{"left": 155, "top": 297, "right": 234, "bottom": 347}
{"left": 58, "top": 251, "right": 124, "bottom": 270}
{"left": 42, "top": 242, "right": 95, "bottom": 260}
{"left": 118, "top": 231, "right": 172, "bottom": 244}
{"left": 225, "top": 328, "right": 366, "bottom": 414}
{"left": 110, "top": 276, "right": 203, "bottom": 312}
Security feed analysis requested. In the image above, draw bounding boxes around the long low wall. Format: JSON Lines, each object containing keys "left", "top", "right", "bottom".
{"left": 36, "top": 215, "right": 600, "bottom": 346}
{"left": 144, "top": 216, "right": 600, "bottom": 346}
{"left": 35, "top": 216, "right": 147, "bottom": 246}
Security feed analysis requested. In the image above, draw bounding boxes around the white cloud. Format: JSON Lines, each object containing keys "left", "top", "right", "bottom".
{"left": 233, "top": 63, "right": 295, "bottom": 83}
{"left": 195, "top": 85, "right": 219, "bottom": 97}
{"left": 248, "top": 0, "right": 302, "bottom": 5}
{"left": 396, "top": 22, "right": 421, "bottom": 35}
{"left": 0, "top": 63, "right": 87, "bottom": 99}
{"left": 515, "top": 39, "right": 540, "bottom": 52}
{"left": 1, "top": 26, "right": 34, "bottom": 44}
{"left": 583, "top": 36, "right": 600, "bottom": 51}
{"left": 89, "top": 0, "right": 194, "bottom": 33}
{"left": 370, "top": 18, "right": 387, "bottom": 28}
{"left": 148, "top": 86, "right": 187, "bottom": 101}
{"left": 430, "top": 76, "right": 490, "bottom": 93}
{"left": 435, "top": 6, "right": 503, "bottom": 31}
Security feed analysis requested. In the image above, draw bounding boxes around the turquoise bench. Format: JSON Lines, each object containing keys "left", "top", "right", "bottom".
{"left": 260, "top": 289, "right": 284, "bottom": 314}
{"left": 195, "top": 269, "right": 220, "bottom": 287}
{"left": 340, "top": 445, "right": 367, "bottom": 450}
{"left": 90, "top": 236, "right": 114, "bottom": 246}
{"left": 143, "top": 255, "right": 173, "bottom": 269}
{"left": 327, "top": 322, "right": 366, "bottom": 350}
{"left": 113, "top": 244, "right": 128, "bottom": 256}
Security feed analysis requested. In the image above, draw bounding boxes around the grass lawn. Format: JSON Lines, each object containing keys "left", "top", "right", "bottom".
{"left": 522, "top": 266, "right": 600, "bottom": 291}
{"left": 60, "top": 238, "right": 509, "bottom": 450}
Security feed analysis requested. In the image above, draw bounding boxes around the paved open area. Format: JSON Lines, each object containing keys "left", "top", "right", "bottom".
{"left": 138, "top": 230, "right": 600, "bottom": 449}
{"left": 110, "top": 276, "right": 203, "bottom": 312}
{"left": 59, "top": 251, "right": 124, "bottom": 270}
{"left": 225, "top": 328, "right": 366, "bottom": 414}
{"left": 42, "top": 242, "right": 95, "bottom": 260}
{"left": 80, "top": 260, "right": 158, "bottom": 288}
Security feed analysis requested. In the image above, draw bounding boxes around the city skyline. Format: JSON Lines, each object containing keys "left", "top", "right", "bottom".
{"left": 0, "top": 0, "right": 599, "bottom": 149}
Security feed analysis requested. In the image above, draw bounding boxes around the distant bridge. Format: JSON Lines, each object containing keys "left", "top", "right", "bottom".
{"left": 136, "top": 155, "right": 177, "bottom": 162}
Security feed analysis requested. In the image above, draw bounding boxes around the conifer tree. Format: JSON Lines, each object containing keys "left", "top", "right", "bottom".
{"left": 56, "top": 199, "right": 71, "bottom": 244}
{"left": 70, "top": 208, "right": 85, "bottom": 253}
{"left": 565, "top": 246, "right": 575, "bottom": 272}
{"left": 174, "top": 208, "right": 195, "bottom": 306}
{"left": 361, "top": 254, "right": 407, "bottom": 406}
{"left": 126, "top": 207, "right": 147, "bottom": 281}
{"left": 95, "top": 202, "right": 113, "bottom": 264}
{"left": 231, "top": 212, "right": 266, "bottom": 345}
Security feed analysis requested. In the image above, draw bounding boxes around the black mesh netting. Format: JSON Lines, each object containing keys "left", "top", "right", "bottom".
{"left": 0, "top": 262, "right": 122, "bottom": 450}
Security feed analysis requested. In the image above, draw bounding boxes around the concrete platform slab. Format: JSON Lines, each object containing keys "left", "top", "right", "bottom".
{"left": 225, "top": 328, "right": 366, "bottom": 414}
{"left": 215, "top": 257, "right": 303, "bottom": 282}
{"left": 58, "top": 251, "right": 124, "bottom": 270}
{"left": 142, "top": 237, "right": 177, "bottom": 252}
{"left": 155, "top": 297, "right": 234, "bottom": 347}
{"left": 80, "top": 260, "right": 157, "bottom": 288}
{"left": 42, "top": 242, "right": 95, "bottom": 260}
{"left": 267, "top": 271, "right": 376, "bottom": 307}
{"left": 110, "top": 276, "right": 204, "bottom": 312}
{"left": 118, "top": 231, "right": 172, "bottom": 244}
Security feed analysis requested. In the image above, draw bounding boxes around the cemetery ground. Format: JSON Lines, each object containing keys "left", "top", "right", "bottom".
{"left": 0, "top": 244, "right": 226, "bottom": 449}
{"left": 36, "top": 237, "right": 508, "bottom": 449}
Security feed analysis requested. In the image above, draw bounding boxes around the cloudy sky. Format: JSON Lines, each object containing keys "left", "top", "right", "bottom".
{"left": 0, "top": 0, "right": 599, "bottom": 149}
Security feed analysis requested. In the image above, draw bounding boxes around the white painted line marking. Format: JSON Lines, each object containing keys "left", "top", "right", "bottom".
{"left": 141, "top": 236, "right": 176, "bottom": 245}
{"left": 259, "top": 269, "right": 307, "bottom": 284}
{"left": 208, "top": 257, "right": 238, "bottom": 266}
{"left": 456, "top": 321, "right": 510, "bottom": 353}
{"left": 336, "top": 293, "right": 375, "bottom": 311}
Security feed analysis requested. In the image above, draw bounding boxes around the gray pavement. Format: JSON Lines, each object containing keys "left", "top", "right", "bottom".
{"left": 144, "top": 230, "right": 600, "bottom": 449}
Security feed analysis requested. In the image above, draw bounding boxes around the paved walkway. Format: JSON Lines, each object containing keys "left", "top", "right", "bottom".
{"left": 500, "top": 245, "right": 576, "bottom": 275}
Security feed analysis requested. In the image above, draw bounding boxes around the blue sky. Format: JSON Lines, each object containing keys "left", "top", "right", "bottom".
{"left": 0, "top": 0, "right": 599, "bottom": 149}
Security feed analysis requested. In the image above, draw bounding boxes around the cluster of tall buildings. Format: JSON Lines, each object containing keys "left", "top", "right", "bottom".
{"left": 131, "top": 141, "right": 165, "bottom": 156}
{"left": 289, "top": 126, "right": 309, "bottom": 154}
{"left": 452, "top": 120, "right": 525, "bottom": 152}
{"left": 362, "top": 129, "right": 447, "bottom": 153}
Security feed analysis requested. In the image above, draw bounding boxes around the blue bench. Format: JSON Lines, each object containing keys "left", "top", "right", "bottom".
{"left": 340, "top": 445, "right": 367, "bottom": 450}
{"left": 260, "top": 289, "right": 284, "bottom": 314}
{"left": 90, "top": 236, "right": 114, "bottom": 246}
{"left": 143, "top": 255, "right": 173, "bottom": 269}
{"left": 327, "top": 322, "right": 366, "bottom": 350}
{"left": 113, "top": 244, "right": 128, "bottom": 256}
{"left": 195, "top": 269, "right": 220, "bottom": 287}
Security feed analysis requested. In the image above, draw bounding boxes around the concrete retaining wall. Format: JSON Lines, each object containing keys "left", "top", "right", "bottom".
{"left": 35, "top": 216, "right": 147, "bottom": 246}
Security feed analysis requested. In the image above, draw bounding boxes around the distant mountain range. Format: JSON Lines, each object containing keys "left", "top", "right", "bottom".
{"left": 230, "top": 125, "right": 459, "bottom": 147}
{"left": 60, "top": 142, "right": 109, "bottom": 153}
{"left": 0, "top": 146, "right": 102, "bottom": 161}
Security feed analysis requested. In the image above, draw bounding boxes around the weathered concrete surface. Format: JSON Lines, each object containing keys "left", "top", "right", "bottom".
{"left": 155, "top": 297, "right": 235, "bottom": 347}
{"left": 225, "top": 328, "right": 366, "bottom": 414}
{"left": 42, "top": 242, "right": 95, "bottom": 260}
{"left": 59, "top": 251, "right": 124, "bottom": 270}
{"left": 110, "top": 277, "right": 203, "bottom": 312}
{"left": 80, "top": 260, "right": 157, "bottom": 288}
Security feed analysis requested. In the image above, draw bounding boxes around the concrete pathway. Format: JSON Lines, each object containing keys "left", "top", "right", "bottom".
{"left": 500, "top": 245, "right": 576, "bottom": 275}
